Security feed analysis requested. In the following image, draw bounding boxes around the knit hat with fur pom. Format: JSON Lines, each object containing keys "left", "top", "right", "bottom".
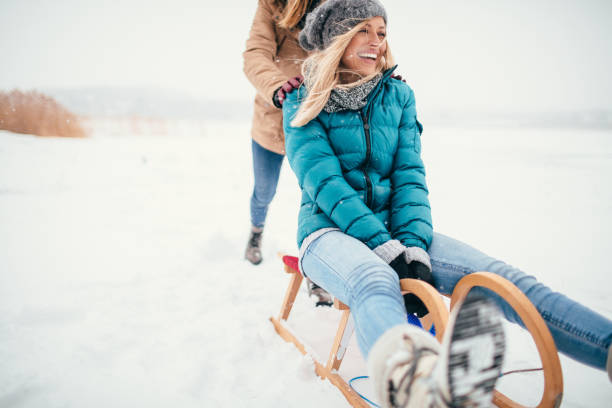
{"left": 299, "top": 0, "right": 387, "bottom": 51}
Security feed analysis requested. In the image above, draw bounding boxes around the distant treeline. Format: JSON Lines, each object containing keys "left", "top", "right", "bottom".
{"left": 0, "top": 90, "right": 86, "bottom": 137}
{"left": 46, "top": 87, "right": 254, "bottom": 121}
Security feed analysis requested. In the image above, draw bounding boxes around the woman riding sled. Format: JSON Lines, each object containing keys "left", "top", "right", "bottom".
{"left": 281, "top": 0, "right": 612, "bottom": 406}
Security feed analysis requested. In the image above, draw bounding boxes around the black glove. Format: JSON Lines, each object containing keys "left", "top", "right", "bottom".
{"left": 389, "top": 255, "right": 434, "bottom": 317}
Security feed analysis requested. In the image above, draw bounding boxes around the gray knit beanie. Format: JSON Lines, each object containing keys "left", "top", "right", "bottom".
{"left": 299, "top": 0, "right": 387, "bottom": 51}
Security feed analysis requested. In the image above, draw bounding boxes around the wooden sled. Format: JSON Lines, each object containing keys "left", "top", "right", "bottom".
{"left": 270, "top": 255, "right": 563, "bottom": 408}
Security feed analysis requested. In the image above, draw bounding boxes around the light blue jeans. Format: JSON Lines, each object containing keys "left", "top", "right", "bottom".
{"left": 250, "top": 140, "right": 284, "bottom": 228}
{"left": 300, "top": 230, "right": 612, "bottom": 370}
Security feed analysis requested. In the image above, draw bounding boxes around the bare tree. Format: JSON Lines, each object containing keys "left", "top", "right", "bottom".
{"left": 0, "top": 90, "right": 87, "bottom": 137}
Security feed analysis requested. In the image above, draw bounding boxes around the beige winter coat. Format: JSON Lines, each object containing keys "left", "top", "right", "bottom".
{"left": 243, "top": 0, "right": 309, "bottom": 155}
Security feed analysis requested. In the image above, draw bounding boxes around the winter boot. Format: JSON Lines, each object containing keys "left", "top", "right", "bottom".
{"left": 369, "top": 292, "right": 505, "bottom": 408}
{"left": 369, "top": 324, "right": 440, "bottom": 408}
{"left": 245, "top": 226, "right": 263, "bottom": 265}
{"left": 306, "top": 279, "right": 333, "bottom": 307}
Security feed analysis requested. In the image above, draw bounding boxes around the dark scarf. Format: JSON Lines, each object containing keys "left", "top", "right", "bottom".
{"left": 323, "top": 73, "right": 382, "bottom": 113}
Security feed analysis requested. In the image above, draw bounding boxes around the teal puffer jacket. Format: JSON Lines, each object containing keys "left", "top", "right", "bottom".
{"left": 283, "top": 68, "right": 432, "bottom": 252}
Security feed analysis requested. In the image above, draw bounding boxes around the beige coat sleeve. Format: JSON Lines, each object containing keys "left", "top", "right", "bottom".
{"left": 243, "top": 0, "right": 288, "bottom": 104}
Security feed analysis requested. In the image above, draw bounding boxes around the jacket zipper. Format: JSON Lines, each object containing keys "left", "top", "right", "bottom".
{"left": 359, "top": 74, "right": 389, "bottom": 208}
{"left": 360, "top": 110, "right": 373, "bottom": 208}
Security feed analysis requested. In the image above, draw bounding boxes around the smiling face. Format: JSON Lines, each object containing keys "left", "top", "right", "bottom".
{"left": 340, "top": 16, "right": 387, "bottom": 77}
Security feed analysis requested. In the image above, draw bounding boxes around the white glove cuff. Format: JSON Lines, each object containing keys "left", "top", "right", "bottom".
{"left": 403, "top": 246, "right": 432, "bottom": 272}
{"left": 373, "top": 240, "right": 406, "bottom": 264}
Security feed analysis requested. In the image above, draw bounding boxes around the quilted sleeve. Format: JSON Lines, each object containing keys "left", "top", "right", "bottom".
{"left": 242, "top": 0, "right": 287, "bottom": 103}
{"left": 389, "top": 88, "right": 433, "bottom": 250}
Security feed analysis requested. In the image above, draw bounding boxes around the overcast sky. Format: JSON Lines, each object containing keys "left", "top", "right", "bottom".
{"left": 1, "top": 0, "right": 611, "bottom": 113}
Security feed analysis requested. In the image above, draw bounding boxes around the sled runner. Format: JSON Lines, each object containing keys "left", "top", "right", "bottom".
{"left": 270, "top": 255, "right": 563, "bottom": 408}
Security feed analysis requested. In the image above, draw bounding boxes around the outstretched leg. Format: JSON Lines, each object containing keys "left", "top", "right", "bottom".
{"left": 428, "top": 232, "right": 612, "bottom": 372}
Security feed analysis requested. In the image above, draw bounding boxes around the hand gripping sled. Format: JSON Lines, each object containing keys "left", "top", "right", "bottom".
{"left": 270, "top": 255, "right": 563, "bottom": 408}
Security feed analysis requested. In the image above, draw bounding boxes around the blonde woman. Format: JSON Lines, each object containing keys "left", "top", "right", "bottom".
{"left": 283, "top": 0, "right": 612, "bottom": 405}
{"left": 283, "top": 1, "right": 506, "bottom": 406}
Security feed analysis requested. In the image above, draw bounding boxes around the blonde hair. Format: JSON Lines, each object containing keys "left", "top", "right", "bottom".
{"left": 278, "top": 0, "right": 310, "bottom": 30}
{"left": 291, "top": 20, "right": 395, "bottom": 127}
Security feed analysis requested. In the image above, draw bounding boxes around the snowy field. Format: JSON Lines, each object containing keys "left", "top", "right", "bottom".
{"left": 1, "top": 120, "right": 611, "bottom": 407}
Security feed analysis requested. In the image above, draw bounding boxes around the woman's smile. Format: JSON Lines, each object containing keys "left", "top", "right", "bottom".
{"left": 340, "top": 16, "right": 387, "bottom": 76}
{"left": 357, "top": 51, "right": 378, "bottom": 60}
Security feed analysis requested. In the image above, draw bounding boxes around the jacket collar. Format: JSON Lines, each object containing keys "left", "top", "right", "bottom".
{"left": 382, "top": 65, "right": 399, "bottom": 81}
{"left": 364, "top": 65, "right": 399, "bottom": 108}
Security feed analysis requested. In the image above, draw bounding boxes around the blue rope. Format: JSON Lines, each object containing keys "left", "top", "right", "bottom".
{"left": 348, "top": 376, "right": 380, "bottom": 408}
{"left": 348, "top": 314, "right": 434, "bottom": 406}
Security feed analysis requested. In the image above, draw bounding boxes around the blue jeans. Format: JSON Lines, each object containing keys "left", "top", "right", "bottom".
{"left": 301, "top": 231, "right": 612, "bottom": 370}
{"left": 250, "top": 140, "right": 284, "bottom": 228}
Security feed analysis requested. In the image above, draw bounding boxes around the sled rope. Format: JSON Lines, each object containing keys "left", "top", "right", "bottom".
{"left": 348, "top": 376, "right": 380, "bottom": 408}
{"left": 349, "top": 366, "right": 544, "bottom": 408}
{"left": 500, "top": 367, "right": 544, "bottom": 377}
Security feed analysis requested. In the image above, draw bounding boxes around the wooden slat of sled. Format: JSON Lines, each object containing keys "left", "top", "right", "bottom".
{"left": 450, "top": 272, "right": 563, "bottom": 408}
{"left": 269, "top": 316, "right": 371, "bottom": 408}
{"left": 278, "top": 263, "right": 303, "bottom": 321}
{"left": 399, "top": 278, "right": 449, "bottom": 342}
{"left": 270, "top": 258, "right": 370, "bottom": 408}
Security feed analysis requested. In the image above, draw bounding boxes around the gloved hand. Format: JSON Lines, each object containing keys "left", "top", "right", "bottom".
{"left": 391, "top": 73, "right": 406, "bottom": 83}
{"left": 374, "top": 240, "right": 434, "bottom": 318}
{"left": 272, "top": 75, "right": 304, "bottom": 108}
{"left": 389, "top": 254, "right": 433, "bottom": 317}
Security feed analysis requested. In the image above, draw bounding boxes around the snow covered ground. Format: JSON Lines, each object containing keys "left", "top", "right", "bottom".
{"left": 1, "top": 120, "right": 611, "bottom": 407}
